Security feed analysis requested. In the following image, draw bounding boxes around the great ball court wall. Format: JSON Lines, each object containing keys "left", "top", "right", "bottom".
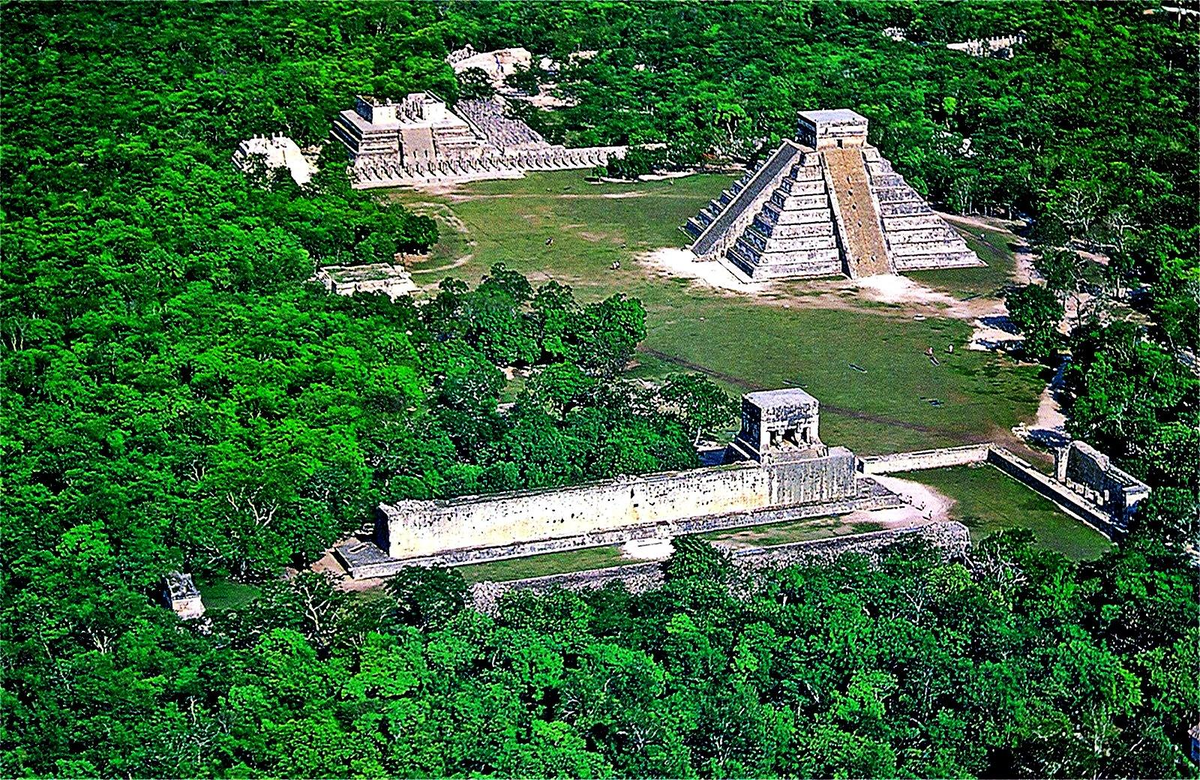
{"left": 335, "top": 388, "right": 1147, "bottom": 580}
{"left": 338, "top": 388, "right": 903, "bottom": 578}
{"left": 683, "top": 109, "right": 983, "bottom": 281}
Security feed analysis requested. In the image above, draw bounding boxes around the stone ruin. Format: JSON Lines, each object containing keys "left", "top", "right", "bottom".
{"left": 683, "top": 109, "right": 982, "bottom": 281}
{"left": 1055, "top": 440, "right": 1151, "bottom": 528}
{"left": 331, "top": 93, "right": 624, "bottom": 189}
{"left": 233, "top": 134, "right": 315, "bottom": 186}
{"left": 313, "top": 263, "right": 418, "bottom": 300}
{"left": 947, "top": 33, "right": 1027, "bottom": 59}
{"left": 163, "top": 572, "right": 205, "bottom": 620}
{"left": 336, "top": 387, "right": 902, "bottom": 579}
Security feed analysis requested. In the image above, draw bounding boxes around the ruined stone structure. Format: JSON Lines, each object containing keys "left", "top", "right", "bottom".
{"left": 314, "top": 263, "right": 417, "bottom": 300}
{"left": 336, "top": 388, "right": 901, "bottom": 578}
{"left": 683, "top": 110, "right": 981, "bottom": 280}
{"left": 331, "top": 93, "right": 624, "bottom": 189}
{"left": 233, "top": 134, "right": 314, "bottom": 185}
{"left": 947, "top": 33, "right": 1026, "bottom": 59}
{"left": 162, "top": 572, "right": 205, "bottom": 620}
{"left": 1054, "top": 440, "right": 1151, "bottom": 527}
{"left": 859, "top": 441, "right": 1151, "bottom": 538}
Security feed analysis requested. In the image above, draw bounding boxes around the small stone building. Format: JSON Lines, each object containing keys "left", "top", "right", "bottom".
{"left": 314, "top": 263, "right": 418, "bottom": 300}
{"left": 1054, "top": 440, "right": 1151, "bottom": 528}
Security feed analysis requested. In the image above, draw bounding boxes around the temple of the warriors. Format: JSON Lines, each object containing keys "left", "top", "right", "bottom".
{"left": 683, "top": 109, "right": 982, "bottom": 280}
{"left": 331, "top": 93, "right": 623, "bottom": 188}
{"left": 337, "top": 388, "right": 903, "bottom": 578}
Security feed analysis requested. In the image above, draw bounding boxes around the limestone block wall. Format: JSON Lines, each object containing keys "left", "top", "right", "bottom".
{"left": 985, "top": 447, "right": 1118, "bottom": 537}
{"left": 859, "top": 444, "right": 992, "bottom": 474}
{"left": 381, "top": 451, "right": 857, "bottom": 560}
{"left": 1054, "top": 441, "right": 1150, "bottom": 523}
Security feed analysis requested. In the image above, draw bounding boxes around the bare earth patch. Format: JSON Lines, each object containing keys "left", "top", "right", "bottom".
{"left": 864, "top": 474, "right": 957, "bottom": 523}
{"left": 640, "top": 248, "right": 769, "bottom": 292}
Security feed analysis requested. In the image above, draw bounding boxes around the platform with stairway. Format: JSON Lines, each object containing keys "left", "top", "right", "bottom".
{"left": 681, "top": 109, "right": 982, "bottom": 281}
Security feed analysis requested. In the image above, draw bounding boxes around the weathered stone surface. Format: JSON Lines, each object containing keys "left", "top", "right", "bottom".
{"left": 331, "top": 93, "right": 625, "bottom": 188}
{"left": 684, "top": 109, "right": 982, "bottom": 280}
{"left": 1054, "top": 440, "right": 1151, "bottom": 527}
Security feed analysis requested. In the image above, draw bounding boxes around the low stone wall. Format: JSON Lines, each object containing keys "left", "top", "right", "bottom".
{"left": 859, "top": 444, "right": 991, "bottom": 474}
{"left": 986, "top": 447, "right": 1117, "bottom": 537}
{"left": 470, "top": 520, "right": 971, "bottom": 614}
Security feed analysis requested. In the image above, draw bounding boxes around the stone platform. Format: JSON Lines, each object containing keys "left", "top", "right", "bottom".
{"left": 683, "top": 109, "right": 982, "bottom": 280}
{"left": 335, "top": 476, "right": 903, "bottom": 579}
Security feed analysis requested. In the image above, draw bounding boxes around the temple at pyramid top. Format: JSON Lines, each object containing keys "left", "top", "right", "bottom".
{"left": 682, "top": 109, "right": 982, "bottom": 281}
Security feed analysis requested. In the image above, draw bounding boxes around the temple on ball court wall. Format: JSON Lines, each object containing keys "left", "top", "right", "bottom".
{"left": 335, "top": 387, "right": 902, "bottom": 578}
{"left": 683, "top": 109, "right": 983, "bottom": 281}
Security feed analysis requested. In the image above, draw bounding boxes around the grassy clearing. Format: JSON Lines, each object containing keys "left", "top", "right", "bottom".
{"left": 196, "top": 579, "right": 261, "bottom": 611}
{"left": 385, "top": 171, "right": 1043, "bottom": 456}
{"left": 454, "top": 544, "right": 628, "bottom": 583}
{"left": 901, "top": 465, "right": 1112, "bottom": 561}
{"left": 700, "top": 515, "right": 881, "bottom": 548}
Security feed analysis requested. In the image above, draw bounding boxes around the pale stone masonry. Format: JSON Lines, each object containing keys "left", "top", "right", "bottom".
{"left": 336, "top": 388, "right": 897, "bottom": 577}
{"left": 233, "top": 134, "right": 314, "bottom": 186}
{"left": 683, "top": 109, "right": 982, "bottom": 280}
{"left": 331, "top": 93, "right": 624, "bottom": 188}
{"left": 1054, "top": 440, "right": 1151, "bottom": 527}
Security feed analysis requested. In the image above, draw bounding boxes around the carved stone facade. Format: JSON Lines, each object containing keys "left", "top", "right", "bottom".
{"left": 683, "top": 109, "right": 982, "bottom": 280}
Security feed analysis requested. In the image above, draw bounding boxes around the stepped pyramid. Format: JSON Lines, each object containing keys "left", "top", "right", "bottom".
{"left": 683, "top": 110, "right": 982, "bottom": 280}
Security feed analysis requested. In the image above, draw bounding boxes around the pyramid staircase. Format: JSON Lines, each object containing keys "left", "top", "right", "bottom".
{"left": 681, "top": 118, "right": 982, "bottom": 281}
{"left": 682, "top": 163, "right": 763, "bottom": 240}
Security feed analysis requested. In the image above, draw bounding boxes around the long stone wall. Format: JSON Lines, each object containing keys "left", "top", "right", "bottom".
{"left": 340, "top": 477, "right": 900, "bottom": 579}
{"left": 859, "top": 444, "right": 992, "bottom": 474}
{"left": 380, "top": 450, "right": 857, "bottom": 560}
{"left": 470, "top": 520, "right": 971, "bottom": 614}
{"left": 985, "top": 447, "right": 1119, "bottom": 537}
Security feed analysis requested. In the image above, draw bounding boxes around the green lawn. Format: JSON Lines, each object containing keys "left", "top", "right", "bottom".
{"left": 700, "top": 515, "right": 881, "bottom": 548}
{"left": 385, "top": 171, "right": 1044, "bottom": 456}
{"left": 196, "top": 579, "right": 262, "bottom": 611}
{"left": 455, "top": 544, "right": 628, "bottom": 583}
{"left": 901, "top": 465, "right": 1113, "bottom": 560}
